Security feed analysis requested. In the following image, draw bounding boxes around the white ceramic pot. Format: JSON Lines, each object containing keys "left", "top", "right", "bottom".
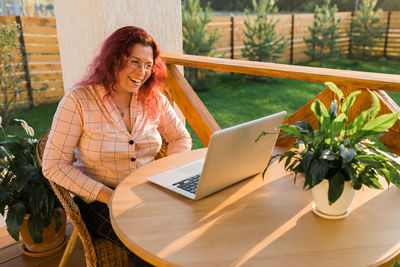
{"left": 311, "top": 179, "right": 356, "bottom": 217}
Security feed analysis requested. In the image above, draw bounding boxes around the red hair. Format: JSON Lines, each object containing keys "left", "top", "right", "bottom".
{"left": 78, "top": 26, "right": 167, "bottom": 116}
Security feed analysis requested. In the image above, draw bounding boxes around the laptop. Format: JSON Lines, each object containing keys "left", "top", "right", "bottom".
{"left": 148, "top": 111, "right": 286, "bottom": 200}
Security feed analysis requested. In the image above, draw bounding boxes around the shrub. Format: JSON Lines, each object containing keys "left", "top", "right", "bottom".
{"left": 304, "top": 0, "right": 342, "bottom": 67}
{"left": 182, "top": 0, "right": 221, "bottom": 90}
{"left": 349, "top": 0, "right": 386, "bottom": 60}
{"left": 241, "top": 0, "right": 288, "bottom": 62}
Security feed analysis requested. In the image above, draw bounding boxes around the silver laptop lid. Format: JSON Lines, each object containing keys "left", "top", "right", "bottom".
{"left": 195, "top": 111, "right": 286, "bottom": 199}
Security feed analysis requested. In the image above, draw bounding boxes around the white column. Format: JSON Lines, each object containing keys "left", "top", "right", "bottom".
{"left": 13, "top": 0, "right": 22, "bottom": 15}
{"left": 0, "top": 0, "right": 5, "bottom": 16}
{"left": 53, "top": 0, "right": 183, "bottom": 92}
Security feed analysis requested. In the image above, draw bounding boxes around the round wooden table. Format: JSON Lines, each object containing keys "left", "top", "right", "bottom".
{"left": 110, "top": 148, "right": 400, "bottom": 267}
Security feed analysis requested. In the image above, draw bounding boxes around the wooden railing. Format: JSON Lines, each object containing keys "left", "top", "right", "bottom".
{"left": 162, "top": 52, "right": 400, "bottom": 154}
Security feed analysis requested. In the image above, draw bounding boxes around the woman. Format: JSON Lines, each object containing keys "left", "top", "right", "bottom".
{"left": 42, "top": 26, "right": 192, "bottom": 265}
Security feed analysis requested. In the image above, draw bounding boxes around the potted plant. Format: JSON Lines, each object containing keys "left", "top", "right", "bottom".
{"left": 258, "top": 82, "right": 400, "bottom": 218}
{"left": 0, "top": 118, "right": 66, "bottom": 255}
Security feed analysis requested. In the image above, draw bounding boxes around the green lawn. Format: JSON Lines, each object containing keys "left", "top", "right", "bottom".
{"left": 4, "top": 102, "right": 58, "bottom": 140}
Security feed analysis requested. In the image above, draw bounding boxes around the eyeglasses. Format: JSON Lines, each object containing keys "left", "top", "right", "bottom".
{"left": 127, "top": 58, "right": 153, "bottom": 71}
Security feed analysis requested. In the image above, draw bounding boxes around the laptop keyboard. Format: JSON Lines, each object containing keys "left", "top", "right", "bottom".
{"left": 173, "top": 174, "right": 201, "bottom": 194}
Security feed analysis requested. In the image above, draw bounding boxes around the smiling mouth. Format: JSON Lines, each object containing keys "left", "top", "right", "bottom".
{"left": 129, "top": 77, "right": 142, "bottom": 84}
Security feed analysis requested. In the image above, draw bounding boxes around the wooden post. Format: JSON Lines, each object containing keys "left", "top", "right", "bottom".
{"left": 349, "top": 12, "right": 354, "bottom": 57}
{"left": 290, "top": 13, "right": 295, "bottom": 64}
{"left": 16, "top": 15, "right": 34, "bottom": 107}
{"left": 384, "top": 11, "right": 391, "bottom": 58}
{"left": 231, "top": 15, "right": 234, "bottom": 60}
{"left": 166, "top": 64, "right": 220, "bottom": 146}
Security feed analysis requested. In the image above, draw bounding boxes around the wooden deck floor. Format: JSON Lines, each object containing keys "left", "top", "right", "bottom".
{"left": 0, "top": 221, "right": 86, "bottom": 267}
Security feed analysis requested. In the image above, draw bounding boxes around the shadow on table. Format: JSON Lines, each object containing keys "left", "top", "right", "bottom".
{"left": 121, "top": 165, "right": 315, "bottom": 265}
{"left": 241, "top": 185, "right": 400, "bottom": 267}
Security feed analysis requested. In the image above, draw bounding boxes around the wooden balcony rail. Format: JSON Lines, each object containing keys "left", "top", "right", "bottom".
{"left": 162, "top": 53, "right": 400, "bottom": 154}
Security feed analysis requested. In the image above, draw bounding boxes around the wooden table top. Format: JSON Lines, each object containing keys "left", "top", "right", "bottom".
{"left": 110, "top": 148, "right": 400, "bottom": 267}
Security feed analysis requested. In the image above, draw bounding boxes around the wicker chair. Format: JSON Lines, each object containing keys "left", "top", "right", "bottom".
{"left": 36, "top": 129, "right": 168, "bottom": 267}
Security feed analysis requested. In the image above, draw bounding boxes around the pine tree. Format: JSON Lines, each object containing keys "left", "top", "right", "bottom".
{"left": 304, "top": 0, "right": 342, "bottom": 67}
{"left": 349, "top": 0, "right": 385, "bottom": 60}
{"left": 182, "top": 0, "right": 220, "bottom": 88}
{"left": 241, "top": 0, "right": 288, "bottom": 62}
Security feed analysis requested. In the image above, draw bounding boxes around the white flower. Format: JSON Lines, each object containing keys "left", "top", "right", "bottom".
{"left": 0, "top": 116, "right": 2, "bottom": 126}
{"left": 14, "top": 119, "right": 35, "bottom": 137}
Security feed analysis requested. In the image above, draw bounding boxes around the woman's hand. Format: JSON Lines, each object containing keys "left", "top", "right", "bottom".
{"left": 97, "top": 186, "right": 114, "bottom": 206}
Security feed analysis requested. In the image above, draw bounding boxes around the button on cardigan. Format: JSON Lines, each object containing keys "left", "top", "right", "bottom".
{"left": 42, "top": 85, "right": 192, "bottom": 203}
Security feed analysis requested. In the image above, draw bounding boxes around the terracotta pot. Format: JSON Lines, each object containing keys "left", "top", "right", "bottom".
{"left": 311, "top": 179, "right": 356, "bottom": 216}
{"left": 19, "top": 208, "right": 66, "bottom": 254}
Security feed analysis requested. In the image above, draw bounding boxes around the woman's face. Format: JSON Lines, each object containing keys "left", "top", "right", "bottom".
{"left": 117, "top": 43, "right": 154, "bottom": 94}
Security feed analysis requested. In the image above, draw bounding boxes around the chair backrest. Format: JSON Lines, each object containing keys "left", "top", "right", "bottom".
{"left": 36, "top": 129, "right": 169, "bottom": 267}
{"left": 36, "top": 129, "right": 98, "bottom": 267}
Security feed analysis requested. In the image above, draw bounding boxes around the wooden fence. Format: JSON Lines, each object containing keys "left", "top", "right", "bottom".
{"left": 1, "top": 12, "right": 400, "bottom": 107}
{"left": 210, "top": 11, "right": 400, "bottom": 63}
{"left": 0, "top": 16, "right": 63, "bottom": 108}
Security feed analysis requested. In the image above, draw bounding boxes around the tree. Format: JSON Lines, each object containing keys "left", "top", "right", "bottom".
{"left": 304, "top": 0, "right": 342, "bottom": 66}
{"left": 0, "top": 24, "right": 25, "bottom": 129}
{"left": 349, "top": 0, "right": 386, "bottom": 59}
{"left": 182, "top": 0, "right": 221, "bottom": 89}
{"left": 378, "top": 0, "right": 400, "bottom": 11}
{"left": 241, "top": 0, "right": 288, "bottom": 63}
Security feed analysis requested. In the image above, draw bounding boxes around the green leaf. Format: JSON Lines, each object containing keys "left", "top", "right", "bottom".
{"left": 287, "top": 160, "right": 300, "bottom": 173}
{"left": 28, "top": 213, "right": 44, "bottom": 243}
{"left": 342, "top": 91, "right": 361, "bottom": 115}
{"left": 279, "top": 124, "right": 303, "bottom": 140}
{"left": 331, "top": 113, "right": 347, "bottom": 139}
{"left": 309, "top": 159, "right": 328, "bottom": 185}
{"left": 355, "top": 157, "right": 383, "bottom": 170}
{"left": 325, "top": 82, "right": 343, "bottom": 101}
{"left": 363, "top": 112, "right": 399, "bottom": 132}
{"left": 339, "top": 144, "right": 356, "bottom": 164}
{"left": 301, "top": 151, "right": 314, "bottom": 173}
{"left": 361, "top": 173, "right": 382, "bottom": 189}
{"left": 304, "top": 173, "right": 313, "bottom": 190}
{"left": 343, "top": 166, "right": 362, "bottom": 189}
{"left": 328, "top": 172, "right": 345, "bottom": 204}
{"left": 390, "top": 169, "right": 400, "bottom": 189}
{"left": 344, "top": 109, "right": 369, "bottom": 137}
{"left": 261, "top": 154, "right": 280, "bottom": 179}
{"left": 320, "top": 149, "right": 336, "bottom": 161}
{"left": 369, "top": 90, "right": 380, "bottom": 119}
{"left": 379, "top": 167, "right": 392, "bottom": 186}
{"left": 0, "top": 141, "right": 24, "bottom": 158}
{"left": 356, "top": 112, "right": 399, "bottom": 141}
{"left": 255, "top": 130, "right": 278, "bottom": 143}
{"left": 0, "top": 190, "right": 11, "bottom": 204}
{"left": 279, "top": 151, "right": 296, "bottom": 163}
{"left": 311, "top": 99, "right": 330, "bottom": 131}
{"left": 292, "top": 121, "right": 314, "bottom": 138}
{"left": 29, "top": 182, "right": 47, "bottom": 215}
{"left": 284, "top": 154, "right": 294, "bottom": 169}
{"left": 6, "top": 202, "right": 26, "bottom": 241}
